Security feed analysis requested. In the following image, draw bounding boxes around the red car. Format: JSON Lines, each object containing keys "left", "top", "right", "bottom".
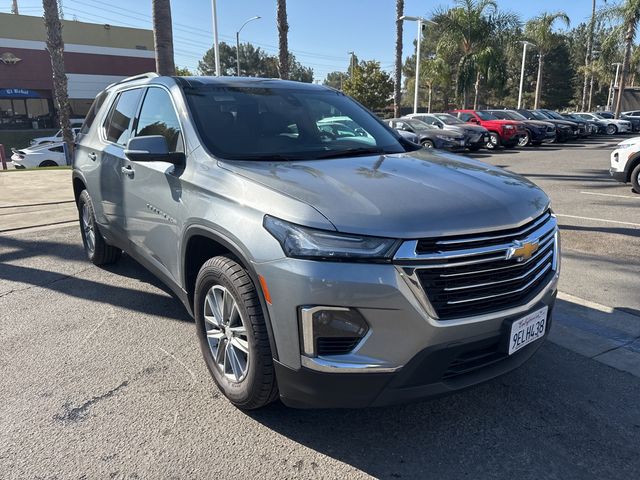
{"left": 450, "top": 110, "right": 526, "bottom": 149}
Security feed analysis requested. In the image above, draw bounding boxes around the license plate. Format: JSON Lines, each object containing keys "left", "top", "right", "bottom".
{"left": 508, "top": 306, "right": 548, "bottom": 355}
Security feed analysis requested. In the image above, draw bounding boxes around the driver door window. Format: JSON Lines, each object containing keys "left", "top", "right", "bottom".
{"left": 134, "top": 87, "right": 184, "bottom": 153}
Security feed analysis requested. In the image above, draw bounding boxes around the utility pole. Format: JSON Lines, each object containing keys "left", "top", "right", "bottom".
{"left": 349, "top": 51, "right": 356, "bottom": 77}
{"left": 11, "top": 0, "right": 19, "bottom": 14}
{"left": 211, "top": 0, "right": 221, "bottom": 76}
{"left": 581, "top": 0, "right": 596, "bottom": 111}
{"left": 518, "top": 41, "right": 535, "bottom": 109}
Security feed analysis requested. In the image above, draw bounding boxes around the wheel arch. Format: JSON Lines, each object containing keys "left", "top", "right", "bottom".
{"left": 182, "top": 225, "right": 279, "bottom": 360}
{"left": 72, "top": 173, "right": 87, "bottom": 205}
{"left": 625, "top": 153, "right": 640, "bottom": 182}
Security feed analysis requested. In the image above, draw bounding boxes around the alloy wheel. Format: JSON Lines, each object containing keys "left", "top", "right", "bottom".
{"left": 81, "top": 203, "right": 95, "bottom": 254}
{"left": 203, "top": 285, "right": 250, "bottom": 382}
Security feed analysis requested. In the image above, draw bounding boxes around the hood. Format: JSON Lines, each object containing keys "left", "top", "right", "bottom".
{"left": 479, "top": 119, "right": 521, "bottom": 128}
{"left": 617, "top": 136, "right": 640, "bottom": 146}
{"left": 220, "top": 150, "right": 549, "bottom": 239}
{"left": 522, "top": 120, "right": 554, "bottom": 129}
{"left": 546, "top": 119, "right": 577, "bottom": 128}
{"left": 445, "top": 124, "right": 488, "bottom": 134}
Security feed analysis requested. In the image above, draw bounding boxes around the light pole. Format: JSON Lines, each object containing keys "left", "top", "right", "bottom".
{"left": 609, "top": 62, "right": 623, "bottom": 111}
{"left": 400, "top": 15, "right": 436, "bottom": 114}
{"left": 517, "top": 41, "right": 536, "bottom": 109}
{"left": 236, "top": 16, "right": 261, "bottom": 76}
{"left": 211, "top": 0, "right": 221, "bottom": 76}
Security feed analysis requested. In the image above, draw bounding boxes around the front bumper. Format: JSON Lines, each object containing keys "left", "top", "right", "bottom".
{"left": 276, "top": 300, "right": 555, "bottom": 408}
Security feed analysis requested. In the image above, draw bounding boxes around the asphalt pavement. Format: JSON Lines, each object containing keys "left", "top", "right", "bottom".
{"left": 1, "top": 138, "right": 639, "bottom": 479}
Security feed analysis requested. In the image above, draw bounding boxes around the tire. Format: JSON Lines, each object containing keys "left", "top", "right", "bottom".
{"left": 421, "top": 139, "right": 435, "bottom": 149}
{"left": 468, "top": 145, "right": 482, "bottom": 152}
{"left": 486, "top": 132, "right": 500, "bottom": 150}
{"left": 77, "top": 190, "right": 121, "bottom": 265}
{"left": 606, "top": 124, "right": 618, "bottom": 135}
{"left": 194, "top": 256, "right": 278, "bottom": 410}
{"left": 518, "top": 132, "right": 530, "bottom": 147}
{"left": 631, "top": 163, "right": 640, "bottom": 194}
{"left": 39, "top": 160, "right": 58, "bottom": 167}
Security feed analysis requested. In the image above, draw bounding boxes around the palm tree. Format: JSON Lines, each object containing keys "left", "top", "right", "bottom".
{"left": 433, "top": 0, "right": 518, "bottom": 109}
{"left": 277, "top": 0, "right": 289, "bottom": 79}
{"left": 152, "top": 0, "right": 175, "bottom": 75}
{"left": 42, "top": 0, "right": 73, "bottom": 163}
{"left": 393, "top": 0, "right": 404, "bottom": 117}
{"left": 608, "top": 0, "right": 640, "bottom": 117}
{"left": 525, "top": 11, "right": 570, "bottom": 109}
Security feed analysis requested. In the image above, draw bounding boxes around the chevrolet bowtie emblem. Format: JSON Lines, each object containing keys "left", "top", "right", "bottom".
{"left": 506, "top": 240, "right": 539, "bottom": 262}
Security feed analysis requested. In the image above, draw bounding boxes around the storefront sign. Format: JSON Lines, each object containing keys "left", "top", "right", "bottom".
{"left": 0, "top": 88, "right": 41, "bottom": 98}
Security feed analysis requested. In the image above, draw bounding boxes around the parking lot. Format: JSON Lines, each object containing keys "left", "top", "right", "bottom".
{"left": 1, "top": 138, "right": 639, "bottom": 479}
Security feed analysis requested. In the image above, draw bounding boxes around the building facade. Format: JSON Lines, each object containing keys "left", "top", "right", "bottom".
{"left": 0, "top": 12, "right": 155, "bottom": 129}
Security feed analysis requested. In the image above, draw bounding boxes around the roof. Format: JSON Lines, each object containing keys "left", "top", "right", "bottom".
{"left": 174, "top": 76, "right": 330, "bottom": 91}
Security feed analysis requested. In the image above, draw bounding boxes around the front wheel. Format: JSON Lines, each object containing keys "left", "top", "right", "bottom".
{"left": 518, "top": 132, "right": 530, "bottom": 147}
{"left": 194, "top": 256, "right": 278, "bottom": 410}
{"left": 421, "top": 139, "right": 435, "bottom": 149}
{"left": 606, "top": 124, "right": 618, "bottom": 135}
{"left": 486, "top": 133, "right": 500, "bottom": 150}
{"left": 77, "top": 190, "right": 121, "bottom": 265}
{"left": 631, "top": 163, "right": 640, "bottom": 194}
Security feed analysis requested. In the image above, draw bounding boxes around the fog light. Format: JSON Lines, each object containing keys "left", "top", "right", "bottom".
{"left": 299, "top": 307, "right": 369, "bottom": 357}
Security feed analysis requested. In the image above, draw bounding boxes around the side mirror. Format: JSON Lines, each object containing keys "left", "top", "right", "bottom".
{"left": 124, "top": 135, "right": 184, "bottom": 165}
{"left": 437, "top": 122, "right": 444, "bottom": 129}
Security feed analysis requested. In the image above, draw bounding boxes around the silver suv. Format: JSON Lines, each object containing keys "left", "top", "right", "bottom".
{"left": 73, "top": 73, "right": 560, "bottom": 409}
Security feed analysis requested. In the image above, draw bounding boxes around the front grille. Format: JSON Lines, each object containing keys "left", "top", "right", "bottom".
{"left": 316, "top": 337, "right": 361, "bottom": 355}
{"left": 442, "top": 340, "right": 506, "bottom": 379}
{"left": 546, "top": 126, "right": 555, "bottom": 133}
{"left": 405, "top": 211, "right": 557, "bottom": 320}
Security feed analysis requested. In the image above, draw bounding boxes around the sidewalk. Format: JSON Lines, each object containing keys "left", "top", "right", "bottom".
{"left": 0, "top": 169, "right": 76, "bottom": 232}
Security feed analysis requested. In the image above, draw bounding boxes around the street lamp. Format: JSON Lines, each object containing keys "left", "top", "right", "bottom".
{"left": 608, "top": 62, "right": 623, "bottom": 111}
{"left": 211, "top": 0, "right": 221, "bottom": 76}
{"left": 517, "top": 41, "right": 536, "bottom": 109}
{"left": 400, "top": 15, "right": 437, "bottom": 114}
{"left": 236, "top": 16, "right": 261, "bottom": 76}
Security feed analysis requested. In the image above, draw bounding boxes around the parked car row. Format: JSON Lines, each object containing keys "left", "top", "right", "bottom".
{"left": 386, "top": 108, "right": 636, "bottom": 153}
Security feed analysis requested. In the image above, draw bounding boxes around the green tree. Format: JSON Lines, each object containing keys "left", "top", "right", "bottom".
{"left": 324, "top": 71, "right": 347, "bottom": 89}
{"left": 175, "top": 66, "right": 193, "bottom": 76}
{"left": 524, "top": 11, "right": 571, "bottom": 108}
{"left": 605, "top": 0, "right": 640, "bottom": 116}
{"left": 432, "top": 0, "right": 519, "bottom": 108}
{"left": 343, "top": 60, "right": 393, "bottom": 111}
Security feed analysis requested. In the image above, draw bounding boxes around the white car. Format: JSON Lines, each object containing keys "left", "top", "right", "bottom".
{"left": 576, "top": 112, "right": 632, "bottom": 135}
{"left": 610, "top": 136, "right": 640, "bottom": 192}
{"left": 11, "top": 142, "right": 67, "bottom": 169}
{"left": 30, "top": 127, "right": 81, "bottom": 146}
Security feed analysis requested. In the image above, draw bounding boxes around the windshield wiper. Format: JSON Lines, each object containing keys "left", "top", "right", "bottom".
{"left": 313, "top": 147, "right": 387, "bottom": 159}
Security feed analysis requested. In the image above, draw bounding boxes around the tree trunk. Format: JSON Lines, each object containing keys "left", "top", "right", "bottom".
{"left": 615, "top": 23, "right": 634, "bottom": 118}
{"left": 393, "top": 0, "right": 404, "bottom": 118}
{"left": 152, "top": 0, "right": 175, "bottom": 76}
{"left": 277, "top": 0, "right": 289, "bottom": 79}
{"left": 473, "top": 71, "right": 480, "bottom": 110}
{"left": 427, "top": 84, "right": 432, "bottom": 113}
{"left": 11, "top": 0, "right": 18, "bottom": 14}
{"left": 534, "top": 54, "right": 543, "bottom": 109}
{"left": 42, "top": 0, "right": 73, "bottom": 163}
{"left": 581, "top": 0, "right": 596, "bottom": 111}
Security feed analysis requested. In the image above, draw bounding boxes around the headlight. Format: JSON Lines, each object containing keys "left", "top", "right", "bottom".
{"left": 264, "top": 215, "right": 401, "bottom": 261}
{"left": 617, "top": 143, "right": 636, "bottom": 149}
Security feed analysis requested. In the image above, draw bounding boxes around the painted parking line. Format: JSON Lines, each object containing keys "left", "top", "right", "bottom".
{"left": 556, "top": 213, "right": 640, "bottom": 228}
{"left": 580, "top": 191, "right": 640, "bottom": 200}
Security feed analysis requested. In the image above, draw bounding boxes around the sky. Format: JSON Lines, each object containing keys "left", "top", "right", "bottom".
{"left": 7, "top": 0, "right": 608, "bottom": 80}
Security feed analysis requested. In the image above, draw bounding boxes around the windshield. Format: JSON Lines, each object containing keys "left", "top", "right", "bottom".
{"left": 488, "top": 110, "right": 519, "bottom": 120}
{"left": 476, "top": 111, "right": 498, "bottom": 121}
{"left": 183, "top": 84, "right": 408, "bottom": 160}
{"left": 542, "top": 110, "right": 564, "bottom": 120}
{"left": 504, "top": 110, "right": 527, "bottom": 121}
{"left": 434, "top": 113, "right": 465, "bottom": 125}
{"left": 530, "top": 110, "right": 550, "bottom": 121}
{"left": 405, "top": 119, "right": 435, "bottom": 130}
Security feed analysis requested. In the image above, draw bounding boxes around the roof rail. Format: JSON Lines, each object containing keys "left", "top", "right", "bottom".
{"left": 106, "top": 72, "right": 160, "bottom": 90}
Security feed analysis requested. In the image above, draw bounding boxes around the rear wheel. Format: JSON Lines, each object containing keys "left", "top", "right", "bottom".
{"left": 631, "top": 164, "right": 640, "bottom": 194}
{"left": 486, "top": 132, "right": 500, "bottom": 150}
{"left": 77, "top": 190, "right": 121, "bottom": 265}
{"left": 606, "top": 124, "right": 618, "bottom": 135}
{"left": 194, "top": 256, "right": 278, "bottom": 410}
{"left": 38, "top": 160, "right": 57, "bottom": 167}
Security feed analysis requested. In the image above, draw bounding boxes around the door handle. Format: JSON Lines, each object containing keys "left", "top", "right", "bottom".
{"left": 121, "top": 165, "right": 135, "bottom": 178}
{"left": 88, "top": 152, "right": 97, "bottom": 161}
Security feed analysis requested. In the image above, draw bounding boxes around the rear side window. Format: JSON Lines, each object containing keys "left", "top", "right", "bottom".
{"left": 459, "top": 113, "right": 473, "bottom": 122}
{"left": 80, "top": 90, "right": 108, "bottom": 135}
{"left": 135, "top": 87, "right": 183, "bottom": 153}
{"left": 103, "top": 88, "right": 143, "bottom": 146}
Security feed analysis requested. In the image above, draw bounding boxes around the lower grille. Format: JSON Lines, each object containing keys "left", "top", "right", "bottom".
{"left": 316, "top": 337, "right": 361, "bottom": 355}
{"left": 443, "top": 340, "right": 506, "bottom": 379}
{"left": 397, "top": 211, "right": 558, "bottom": 320}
